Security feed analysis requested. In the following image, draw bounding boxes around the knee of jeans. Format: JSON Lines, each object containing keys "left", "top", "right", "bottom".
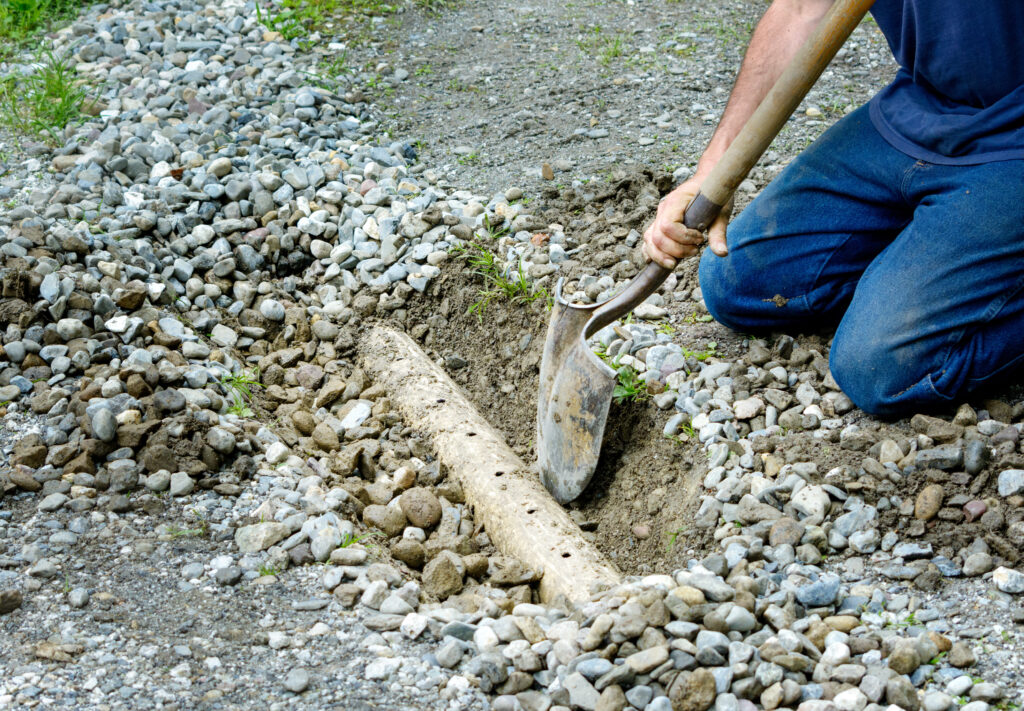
{"left": 829, "top": 326, "right": 913, "bottom": 417}
{"left": 698, "top": 250, "right": 762, "bottom": 332}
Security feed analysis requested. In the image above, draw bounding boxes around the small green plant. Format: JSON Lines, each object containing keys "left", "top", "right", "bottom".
{"left": 63, "top": 573, "right": 71, "bottom": 593}
{"left": 258, "top": 564, "right": 280, "bottom": 577}
{"left": 683, "top": 311, "right": 714, "bottom": 325}
{"left": 665, "top": 526, "right": 689, "bottom": 553}
{"left": 612, "top": 360, "right": 648, "bottom": 404}
{"left": 1000, "top": 629, "right": 1012, "bottom": 642}
{"left": 929, "top": 651, "right": 948, "bottom": 665}
{"left": 168, "top": 522, "right": 208, "bottom": 538}
{"left": 449, "top": 237, "right": 551, "bottom": 321}
{"left": 682, "top": 341, "right": 718, "bottom": 362}
{"left": 885, "top": 611, "right": 919, "bottom": 629}
{"left": 656, "top": 322, "right": 676, "bottom": 336}
{"left": 0, "top": 0, "right": 88, "bottom": 43}
{"left": 0, "top": 48, "right": 90, "bottom": 142}
{"left": 457, "top": 151, "right": 481, "bottom": 166}
{"left": 599, "top": 35, "right": 624, "bottom": 64}
{"left": 219, "top": 367, "right": 260, "bottom": 417}
{"left": 168, "top": 511, "right": 209, "bottom": 538}
{"left": 339, "top": 531, "right": 383, "bottom": 548}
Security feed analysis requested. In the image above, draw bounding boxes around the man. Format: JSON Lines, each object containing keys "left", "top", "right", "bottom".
{"left": 643, "top": 0, "right": 1024, "bottom": 417}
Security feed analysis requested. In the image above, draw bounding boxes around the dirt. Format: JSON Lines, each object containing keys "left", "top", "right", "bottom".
{"left": 350, "top": 0, "right": 896, "bottom": 196}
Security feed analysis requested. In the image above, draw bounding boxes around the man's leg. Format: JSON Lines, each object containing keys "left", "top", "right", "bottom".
{"left": 829, "top": 157, "right": 1024, "bottom": 416}
{"left": 698, "top": 106, "right": 916, "bottom": 332}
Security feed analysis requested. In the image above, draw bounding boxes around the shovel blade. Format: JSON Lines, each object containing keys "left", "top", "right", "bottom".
{"left": 537, "top": 284, "right": 616, "bottom": 504}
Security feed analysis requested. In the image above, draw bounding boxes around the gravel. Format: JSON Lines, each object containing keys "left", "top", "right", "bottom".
{"left": 0, "top": 0, "right": 1023, "bottom": 710}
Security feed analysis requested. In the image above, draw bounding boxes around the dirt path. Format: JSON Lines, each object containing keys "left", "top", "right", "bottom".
{"left": 360, "top": 0, "right": 895, "bottom": 196}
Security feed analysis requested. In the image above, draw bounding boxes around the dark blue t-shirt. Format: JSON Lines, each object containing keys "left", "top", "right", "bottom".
{"left": 868, "top": 0, "right": 1024, "bottom": 165}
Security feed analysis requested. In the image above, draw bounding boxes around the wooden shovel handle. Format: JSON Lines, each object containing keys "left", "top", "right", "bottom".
{"left": 587, "top": 0, "right": 876, "bottom": 334}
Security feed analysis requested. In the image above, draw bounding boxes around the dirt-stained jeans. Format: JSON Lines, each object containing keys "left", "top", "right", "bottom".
{"left": 698, "top": 105, "right": 1024, "bottom": 417}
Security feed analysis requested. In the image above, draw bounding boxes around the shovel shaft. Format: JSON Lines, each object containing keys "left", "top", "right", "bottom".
{"left": 587, "top": 0, "right": 875, "bottom": 332}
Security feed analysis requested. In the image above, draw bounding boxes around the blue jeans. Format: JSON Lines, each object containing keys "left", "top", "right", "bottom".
{"left": 698, "top": 105, "right": 1024, "bottom": 417}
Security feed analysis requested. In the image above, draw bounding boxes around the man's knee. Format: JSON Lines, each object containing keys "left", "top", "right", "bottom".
{"left": 698, "top": 249, "right": 765, "bottom": 333}
{"left": 829, "top": 324, "right": 922, "bottom": 417}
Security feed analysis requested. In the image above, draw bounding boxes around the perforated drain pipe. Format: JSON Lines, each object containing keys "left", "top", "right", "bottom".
{"left": 359, "top": 325, "right": 622, "bottom": 604}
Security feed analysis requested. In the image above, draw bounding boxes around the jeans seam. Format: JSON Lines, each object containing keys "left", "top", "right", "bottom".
{"left": 899, "top": 161, "right": 925, "bottom": 203}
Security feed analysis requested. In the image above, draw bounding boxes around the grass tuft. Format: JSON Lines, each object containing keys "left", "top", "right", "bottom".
{"left": 0, "top": 0, "right": 89, "bottom": 43}
{"left": 219, "top": 368, "right": 261, "bottom": 418}
{"left": 450, "top": 219, "right": 552, "bottom": 321}
{"left": 254, "top": 0, "right": 456, "bottom": 41}
{"left": 0, "top": 48, "right": 89, "bottom": 142}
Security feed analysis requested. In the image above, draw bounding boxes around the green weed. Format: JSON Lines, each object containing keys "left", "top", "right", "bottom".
{"left": 219, "top": 368, "right": 260, "bottom": 418}
{"left": 612, "top": 359, "right": 648, "bottom": 404}
{"left": 683, "top": 311, "right": 714, "bottom": 325}
{"left": 339, "top": 531, "right": 383, "bottom": 548}
{"left": 0, "top": 48, "right": 89, "bottom": 142}
{"left": 599, "top": 35, "right": 623, "bottom": 65}
{"left": 253, "top": 0, "right": 413, "bottom": 40}
{"left": 167, "top": 519, "right": 208, "bottom": 538}
{"left": 450, "top": 234, "right": 551, "bottom": 321}
{"left": 0, "top": 0, "right": 88, "bottom": 43}
{"left": 665, "top": 526, "right": 689, "bottom": 553}
{"left": 682, "top": 341, "right": 718, "bottom": 362}
{"left": 446, "top": 77, "right": 481, "bottom": 93}
{"left": 258, "top": 564, "right": 280, "bottom": 577}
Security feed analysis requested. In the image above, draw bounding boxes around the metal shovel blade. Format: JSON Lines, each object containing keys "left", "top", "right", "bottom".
{"left": 536, "top": 279, "right": 617, "bottom": 504}
{"left": 537, "top": 262, "right": 674, "bottom": 503}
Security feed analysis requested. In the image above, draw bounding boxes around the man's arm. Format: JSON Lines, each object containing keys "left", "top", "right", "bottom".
{"left": 644, "top": 0, "right": 835, "bottom": 267}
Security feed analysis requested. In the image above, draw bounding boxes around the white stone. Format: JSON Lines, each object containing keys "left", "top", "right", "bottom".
{"left": 266, "top": 442, "right": 289, "bottom": 464}
{"left": 993, "top": 566, "right": 1024, "bottom": 594}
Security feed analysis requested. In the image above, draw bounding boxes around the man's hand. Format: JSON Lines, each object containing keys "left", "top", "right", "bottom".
{"left": 642, "top": 178, "right": 732, "bottom": 269}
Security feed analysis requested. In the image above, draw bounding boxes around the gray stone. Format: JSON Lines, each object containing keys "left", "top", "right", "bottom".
{"left": 997, "top": 470, "right": 1024, "bottom": 497}
{"left": 38, "top": 493, "right": 68, "bottom": 512}
{"left": 962, "top": 552, "right": 993, "bottom": 577}
{"left": 564, "top": 672, "right": 600, "bottom": 711}
{"left": 235, "top": 522, "right": 290, "bottom": 553}
{"left": 284, "top": 667, "right": 310, "bottom": 693}
{"left": 796, "top": 574, "right": 840, "bottom": 607}
{"left": 260, "top": 299, "right": 286, "bottom": 321}
{"left": 91, "top": 408, "right": 117, "bottom": 442}
{"left": 181, "top": 562, "right": 205, "bottom": 580}
{"left": 993, "top": 566, "right": 1024, "bottom": 594}
{"left": 169, "top": 472, "right": 194, "bottom": 497}
{"left": 68, "top": 588, "right": 90, "bottom": 608}
{"left": 214, "top": 566, "right": 243, "bottom": 586}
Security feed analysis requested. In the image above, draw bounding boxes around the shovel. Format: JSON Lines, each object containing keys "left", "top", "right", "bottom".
{"left": 537, "top": 0, "right": 876, "bottom": 504}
